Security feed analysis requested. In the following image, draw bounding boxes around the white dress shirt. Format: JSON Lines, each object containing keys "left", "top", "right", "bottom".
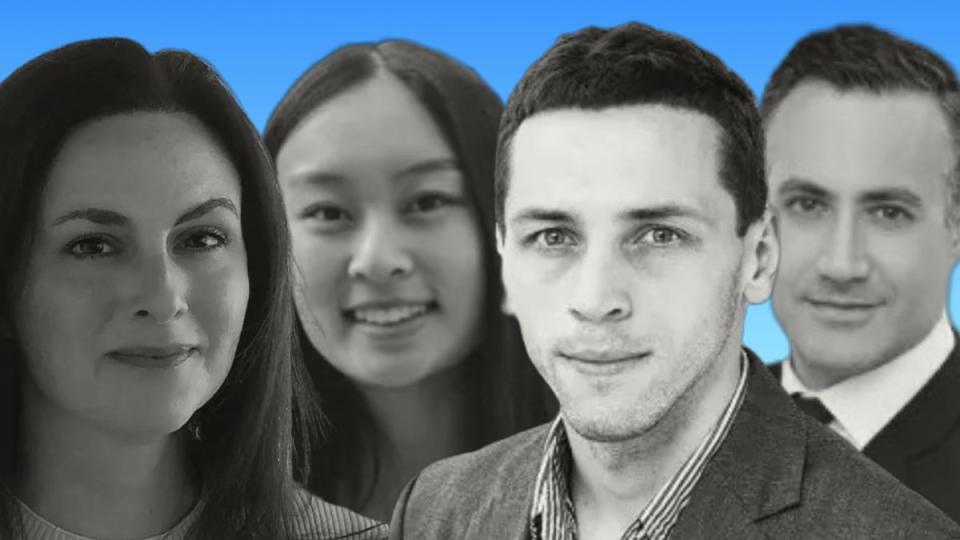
{"left": 781, "top": 312, "right": 954, "bottom": 450}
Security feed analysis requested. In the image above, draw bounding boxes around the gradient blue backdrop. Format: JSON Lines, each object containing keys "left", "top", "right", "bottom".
{"left": 4, "top": 0, "right": 958, "bottom": 362}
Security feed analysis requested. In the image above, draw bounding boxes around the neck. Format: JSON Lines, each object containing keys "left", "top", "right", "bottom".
{"left": 17, "top": 382, "right": 197, "bottom": 539}
{"left": 354, "top": 363, "right": 475, "bottom": 521}
{"left": 568, "top": 339, "right": 743, "bottom": 537}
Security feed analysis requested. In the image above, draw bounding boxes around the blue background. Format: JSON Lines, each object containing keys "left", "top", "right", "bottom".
{"left": 4, "top": 0, "right": 958, "bottom": 362}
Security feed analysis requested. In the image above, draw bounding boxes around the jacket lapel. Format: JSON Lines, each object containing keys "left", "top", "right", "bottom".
{"left": 672, "top": 350, "right": 805, "bottom": 538}
{"left": 860, "top": 331, "right": 960, "bottom": 512}
{"left": 864, "top": 332, "right": 960, "bottom": 463}
{"left": 469, "top": 427, "right": 544, "bottom": 539}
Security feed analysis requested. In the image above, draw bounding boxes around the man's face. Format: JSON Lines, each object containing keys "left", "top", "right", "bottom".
{"left": 499, "top": 105, "right": 773, "bottom": 442}
{"left": 767, "top": 82, "right": 959, "bottom": 388}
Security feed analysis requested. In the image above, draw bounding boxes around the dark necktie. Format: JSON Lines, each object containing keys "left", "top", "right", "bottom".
{"left": 790, "top": 393, "right": 835, "bottom": 424}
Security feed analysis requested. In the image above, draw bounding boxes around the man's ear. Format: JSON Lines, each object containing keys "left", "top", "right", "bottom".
{"left": 495, "top": 226, "right": 513, "bottom": 315}
{"left": 948, "top": 202, "right": 960, "bottom": 259}
{"left": 742, "top": 207, "right": 780, "bottom": 305}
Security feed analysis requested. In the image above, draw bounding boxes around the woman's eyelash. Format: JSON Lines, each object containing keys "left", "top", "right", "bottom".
{"left": 64, "top": 233, "right": 119, "bottom": 259}
{"left": 180, "top": 226, "right": 230, "bottom": 251}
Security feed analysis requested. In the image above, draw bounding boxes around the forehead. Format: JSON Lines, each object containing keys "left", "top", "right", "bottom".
{"left": 43, "top": 111, "right": 240, "bottom": 214}
{"left": 765, "top": 82, "right": 955, "bottom": 196}
{"left": 276, "top": 72, "right": 454, "bottom": 184}
{"left": 505, "top": 104, "right": 733, "bottom": 223}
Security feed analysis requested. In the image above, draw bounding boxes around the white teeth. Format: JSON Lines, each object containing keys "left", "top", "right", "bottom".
{"left": 352, "top": 304, "right": 429, "bottom": 325}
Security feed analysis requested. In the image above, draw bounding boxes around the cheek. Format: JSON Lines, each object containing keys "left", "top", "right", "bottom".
{"left": 290, "top": 232, "right": 346, "bottom": 319}
{"left": 871, "top": 231, "right": 953, "bottom": 299}
{"left": 15, "top": 262, "right": 120, "bottom": 415}
{"left": 775, "top": 224, "right": 822, "bottom": 282}
{"left": 189, "top": 259, "right": 249, "bottom": 361}
{"left": 17, "top": 263, "right": 115, "bottom": 362}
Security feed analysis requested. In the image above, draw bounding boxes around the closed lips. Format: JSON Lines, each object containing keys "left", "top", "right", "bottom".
{"left": 559, "top": 350, "right": 650, "bottom": 363}
{"left": 806, "top": 298, "right": 882, "bottom": 309}
{"left": 109, "top": 345, "right": 196, "bottom": 360}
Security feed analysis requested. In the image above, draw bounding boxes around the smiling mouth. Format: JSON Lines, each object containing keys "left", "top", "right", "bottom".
{"left": 805, "top": 298, "right": 882, "bottom": 310}
{"left": 345, "top": 302, "right": 438, "bottom": 326}
{"left": 559, "top": 351, "right": 652, "bottom": 375}
{"left": 107, "top": 346, "right": 197, "bottom": 368}
{"left": 560, "top": 351, "right": 650, "bottom": 363}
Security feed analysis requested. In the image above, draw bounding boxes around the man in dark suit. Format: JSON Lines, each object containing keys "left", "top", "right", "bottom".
{"left": 761, "top": 25, "right": 960, "bottom": 522}
{"left": 389, "top": 22, "right": 959, "bottom": 539}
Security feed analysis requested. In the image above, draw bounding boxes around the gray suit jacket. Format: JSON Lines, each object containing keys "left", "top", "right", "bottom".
{"left": 390, "top": 351, "right": 960, "bottom": 539}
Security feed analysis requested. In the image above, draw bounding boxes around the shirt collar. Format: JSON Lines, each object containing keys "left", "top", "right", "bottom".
{"left": 781, "top": 312, "right": 954, "bottom": 449}
{"left": 529, "top": 351, "right": 749, "bottom": 540}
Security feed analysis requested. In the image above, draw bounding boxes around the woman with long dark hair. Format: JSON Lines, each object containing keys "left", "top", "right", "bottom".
{"left": 264, "top": 40, "right": 556, "bottom": 521}
{"left": 0, "top": 38, "right": 387, "bottom": 539}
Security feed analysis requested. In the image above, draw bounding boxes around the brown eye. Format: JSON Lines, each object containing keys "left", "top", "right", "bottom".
{"left": 66, "top": 235, "right": 118, "bottom": 259}
{"left": 786, "top": 196, "right": 825, "bottom": 216}
{"left": 180, "top": 230, "right": 227, "bottom": 251}
{"left": 870, "top": 205, "right": 910, "bottom": 222}
{"left": 407, "top": 192, "right": 459, "bottom": 215}
{"left": 303, "top": 204, "right": 349, "bottom": 222}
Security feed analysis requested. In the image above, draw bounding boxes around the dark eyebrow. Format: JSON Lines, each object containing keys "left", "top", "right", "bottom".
{"left": 289, "top": 170, "right": 346, "bottom": 187}
{"left": 859, "top": 188, "right": 923, "bottom": 207}
{"left": 777, "top": 178, "right": 831, "bottom": 199}
{"left": 51, "top": 197, "right": 238, "bottom": 228}
{"left": 620, "top": 205, "right": 713, "bottom": 225}
{"left": 509, "top": 207, "right": 577, "bottom": 226}
{"left": 52, "top": 209, "right": 128, "bottom": 227}
{"left": 175, "top": 197, "right": 239, "bottom": 225}
{"left": 394, "top": 158, "right": 460, "bottom": 181}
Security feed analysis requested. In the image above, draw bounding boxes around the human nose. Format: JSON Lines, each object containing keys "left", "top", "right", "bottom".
{"left": 346, "top": 217, "right": 414, "bottom": 284}
{"left": 815, "top": 214, "right": 871, "bottom": 283}
{"left": 130, "top": 252, "right": 188, "bottom": 324}
{"left": 567, "top": 244, "right": 632, "bottom": 323}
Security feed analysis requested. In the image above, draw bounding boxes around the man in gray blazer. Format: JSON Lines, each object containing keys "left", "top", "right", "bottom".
{"left": 762, "top": 25, "right": 960, "bottom": 522}
{"left": 389, "top": 22, "right": 959, "bottom": 539}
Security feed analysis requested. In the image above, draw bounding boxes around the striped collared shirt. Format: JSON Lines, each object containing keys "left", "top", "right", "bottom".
{"left": 529, "top": 351, "right": 749, "bottom": 540}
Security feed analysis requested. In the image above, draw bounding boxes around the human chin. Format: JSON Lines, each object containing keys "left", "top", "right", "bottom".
{"left": 121, "top": 350, "right": 230, "bottom": 436}
{"left": 552, "top": 357, "right": 668, "bottom": 442}
{"left": 562, "top": 390, "right": 666, "bottom": 443}
{"left": 790, "top": 316, "right": 910, "bottom": 378}
{"left": 340, "top": 345, "right": 442, "bottom": 388}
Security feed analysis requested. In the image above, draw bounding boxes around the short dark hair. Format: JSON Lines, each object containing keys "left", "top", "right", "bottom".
{"left": 0, "top": 38, "right": 319, "bottom": 538}
{"left": 495, "top": 22, "right": 766, "bottom": 236}
{"left": 264, "top": 40, "right": 555, "bottom": 509}
{"left": 760, "top": 24, "right": 960, "bottom": 218}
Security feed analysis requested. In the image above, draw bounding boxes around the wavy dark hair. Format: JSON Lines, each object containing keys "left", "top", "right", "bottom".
{"left": 264, "top": 39, "right": 556, "bottom": 509}
{"left": 0, "top": 38, "right": 319, "bottom": 538}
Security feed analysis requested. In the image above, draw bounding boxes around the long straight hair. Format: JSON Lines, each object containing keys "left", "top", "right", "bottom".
{"left": 264, "top": 39, "right": 556, "bottom": 509}
{"left": 0, "top": 38, "right": 319, "bottom": 539}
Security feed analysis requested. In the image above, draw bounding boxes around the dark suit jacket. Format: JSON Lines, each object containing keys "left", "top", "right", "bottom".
{"left": 769, "top": 334, "right": 960, "bottom": 524}
{"left": 390, "top": 351, "right": 959, "bottom": 539}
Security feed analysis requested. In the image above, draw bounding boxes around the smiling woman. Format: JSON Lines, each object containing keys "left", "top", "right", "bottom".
{"left": 0, "top": 38, "right": 387, "bottom": 539}
{"left": 264, "top": 39, "right": 556, "bottom": 521}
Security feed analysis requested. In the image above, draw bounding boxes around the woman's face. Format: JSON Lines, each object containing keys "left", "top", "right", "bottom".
{"left": 15, "top": 111, "right": 249, "bottom": 441}
{"left": 277, "top": 72, "right": 485, "bottom": 389}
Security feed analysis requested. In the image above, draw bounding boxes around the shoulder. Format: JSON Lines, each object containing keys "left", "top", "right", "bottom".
{"left": 290, "top": 489, "right": 388, "bottom": 540}
{"left": 390, "top": 423, "right": 550, "bottom": 537}
{"left": 782, "top": 418, "right": 959, "bottom": 538}
{"left": 413, "top": 422, "right": 549, "bottom": 493}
